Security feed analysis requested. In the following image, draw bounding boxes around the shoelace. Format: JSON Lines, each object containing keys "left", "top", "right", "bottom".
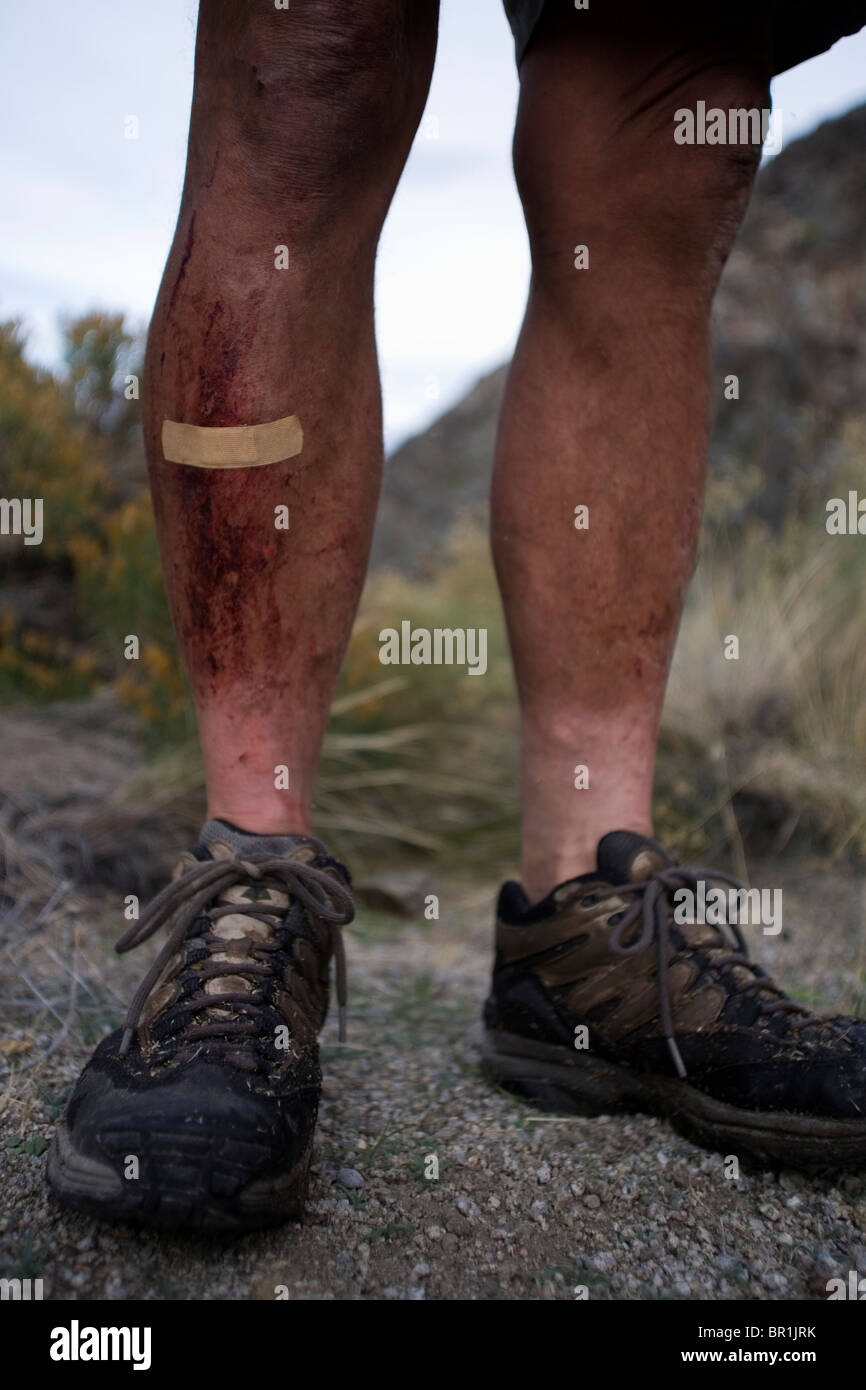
{"left": 604, "top": 864, "right": 810, "bottom": 1079}
{"left": 115, "top": 852, "right": 355, "bottom": 1058}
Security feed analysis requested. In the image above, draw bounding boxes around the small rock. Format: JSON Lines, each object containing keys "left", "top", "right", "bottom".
{"left": 336, "top": 1168, "right": 364, "bottom": 1190}
{"left": 592, "top": 1252, "right": 616, "bottom": 1273}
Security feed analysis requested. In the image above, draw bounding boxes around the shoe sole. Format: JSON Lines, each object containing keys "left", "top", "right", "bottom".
{"left": 479, "top": 1026, "right": 866, "bottom": 1171}
{"left": 46, "top": 1117, "right": 312, "bottom": 1233}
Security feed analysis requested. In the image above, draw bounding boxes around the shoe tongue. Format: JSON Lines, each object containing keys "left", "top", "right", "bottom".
{"left": 596, "top": 830, "right": 672, "bottom": 885}
{"left": 186, "top": 820, "right": 328, "bottom": 1024}
{"left": 198, "top": 818, "right": 327, "bottom": 864}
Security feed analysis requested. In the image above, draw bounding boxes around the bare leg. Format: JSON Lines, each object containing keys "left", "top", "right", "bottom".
{"left": 492, "top": 2, "right": 771, "bottom": 899}
{"left": 143, "top": 0, "right": 438, "bottom": 833}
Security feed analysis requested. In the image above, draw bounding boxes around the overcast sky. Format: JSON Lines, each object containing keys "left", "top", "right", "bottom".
{"left": 2, "top": 1, "right": 866, "bottom": 449}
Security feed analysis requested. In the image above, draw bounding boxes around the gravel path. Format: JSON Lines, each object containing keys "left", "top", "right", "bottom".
{"left": 2, "top": 863, "right": 866, "bottom": 1301}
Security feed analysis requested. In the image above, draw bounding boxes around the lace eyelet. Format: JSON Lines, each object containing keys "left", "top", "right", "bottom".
{"left": 608, "top": 911, "right": 625, "bottom": 926}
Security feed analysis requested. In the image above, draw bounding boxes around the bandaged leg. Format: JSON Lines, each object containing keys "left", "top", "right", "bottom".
{"left": 142, "top": 0, "right": 438, "bottom": 833}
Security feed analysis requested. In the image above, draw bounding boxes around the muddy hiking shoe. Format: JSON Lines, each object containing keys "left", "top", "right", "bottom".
{"left": 47, "top": 820, "right": 354, "bottom": 1232}
{"left": 481, "top": 831, "right": 866, "bottom": 1170}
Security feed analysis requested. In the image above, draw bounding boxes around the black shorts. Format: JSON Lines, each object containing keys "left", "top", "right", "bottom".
{"left": 503, "top": 0, "right": 866, "bottom": 77}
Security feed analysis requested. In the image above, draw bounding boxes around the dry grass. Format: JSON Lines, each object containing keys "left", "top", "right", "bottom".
{"left": 668, "top": 523, "right": 866, "bottom": 865}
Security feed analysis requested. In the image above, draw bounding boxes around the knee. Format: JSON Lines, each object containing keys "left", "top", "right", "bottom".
{"left": 516, "top": 91, "right": 762, "bottom": 309}
{"left": 191, "top": 1, "right": 436, "bottom": 236}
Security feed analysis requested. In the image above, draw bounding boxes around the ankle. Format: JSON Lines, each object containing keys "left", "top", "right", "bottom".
{"left": 206, "top": 801, "right": 312, "bottom": 838}
{"left": 520, "top": 854, "right": 595, "bottom": 906}
{"left": 521, "top": 817, "right": 654, "bottom": 904}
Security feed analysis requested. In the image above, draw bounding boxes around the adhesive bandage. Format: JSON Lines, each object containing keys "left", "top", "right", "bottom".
{"left": 161, "top": 414, "right": 303, "bottom": 469}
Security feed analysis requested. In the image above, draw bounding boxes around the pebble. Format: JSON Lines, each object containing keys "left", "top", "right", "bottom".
{"left": 336, "top": 1168, "right": 364, "bottom": 1190}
